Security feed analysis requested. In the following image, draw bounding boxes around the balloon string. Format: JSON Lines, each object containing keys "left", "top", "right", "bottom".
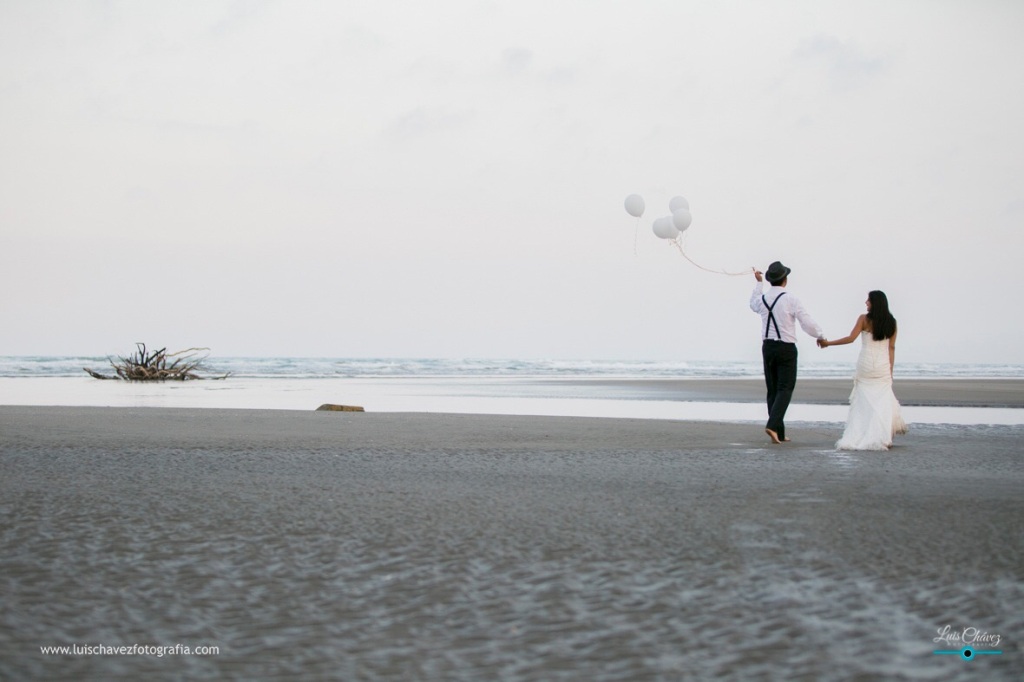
{"left": 670, "top": 238, "right": 751, "bottom": 276}
{"left": 633, "top": 217, "right": 640, "bottom": 256}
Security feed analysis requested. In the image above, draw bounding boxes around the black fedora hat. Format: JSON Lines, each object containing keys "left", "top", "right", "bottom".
{"left": 765, "top": 261, "right": 791, "bottom": 284}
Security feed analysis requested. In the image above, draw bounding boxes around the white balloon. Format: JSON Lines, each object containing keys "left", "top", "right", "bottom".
{"left": 672, "top": 208, "right": 692, "bottom": 232}
{"left": 652, "top": 216, "right": 679, "bottom": 240}
{"left": 624, "top": 194, "right": 645, "bottom": 218}
{"left": 669, "top": 196, "right": 689, "bottom": 213}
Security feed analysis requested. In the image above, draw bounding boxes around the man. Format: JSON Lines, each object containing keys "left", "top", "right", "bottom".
{"left": 750, "top": 261, "right": 826, "bottom": 444}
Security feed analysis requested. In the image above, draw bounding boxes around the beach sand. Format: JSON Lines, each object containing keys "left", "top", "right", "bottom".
{"left": 1, "top": 404, "right": 1021, "bottom": 680}
{"left": 560, "top": 377, "right": 1024, "bottom": 408}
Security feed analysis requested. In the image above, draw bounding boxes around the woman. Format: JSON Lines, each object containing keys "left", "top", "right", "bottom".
{"left": 820, "top": 290, "right": 907, "bottom": 450}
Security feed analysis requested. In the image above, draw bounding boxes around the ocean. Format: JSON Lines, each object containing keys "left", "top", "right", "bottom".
{"left": 2, "top": 356, "right": 1023, "bottom": 425}
{"left": 4, "top": 356, "right": 1024, "bottom": 379}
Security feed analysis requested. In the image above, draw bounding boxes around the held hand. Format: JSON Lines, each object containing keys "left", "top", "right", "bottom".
{"left": 817, "top": 338, "right": 828, "bottom": 348}
{"left": 753, "top": 268, "right": 763, "bottom": 282}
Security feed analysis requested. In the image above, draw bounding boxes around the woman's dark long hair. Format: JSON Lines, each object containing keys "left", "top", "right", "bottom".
{"left": 867, "top": 290, "right": 897, "bottom": 340}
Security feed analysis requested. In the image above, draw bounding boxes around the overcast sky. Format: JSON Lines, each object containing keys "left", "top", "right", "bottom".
{"left": 2, "top": 0, "right": 1022, "bottom": 365}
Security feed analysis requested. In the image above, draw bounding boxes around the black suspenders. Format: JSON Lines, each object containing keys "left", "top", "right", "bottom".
{"left": 763, "top": 292, "right": 787, "bottom": 340}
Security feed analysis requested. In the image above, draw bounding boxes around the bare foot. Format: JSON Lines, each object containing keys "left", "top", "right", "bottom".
{"left": 783, "top": 437, "right": 792, "bottom": 442}
{"left": 765, "top": 428, "right": 782, "bottom": 445}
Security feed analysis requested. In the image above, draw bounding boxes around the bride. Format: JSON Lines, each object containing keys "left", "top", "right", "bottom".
{"left": 819, "top": 291, "right": 908, "bottom": 450}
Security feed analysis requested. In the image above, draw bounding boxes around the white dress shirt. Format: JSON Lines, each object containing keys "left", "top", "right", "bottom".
{"left": 750, "top": 282, "right": 825, "bottom": 343}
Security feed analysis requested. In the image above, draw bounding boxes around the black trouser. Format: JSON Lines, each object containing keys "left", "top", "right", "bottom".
{"left": 762, "top": 340, "right": 798, "bottom": 439}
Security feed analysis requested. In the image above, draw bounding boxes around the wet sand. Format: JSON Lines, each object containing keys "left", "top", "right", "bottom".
{"left": 558, "top": 377, "right": 1024, "bottom": 407}
{"left": 1, "top": 406, "right": 1021, "bottom": 680}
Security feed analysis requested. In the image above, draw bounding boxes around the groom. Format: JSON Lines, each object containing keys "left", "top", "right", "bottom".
{"left": 750, "top": 261, "right": 827, "bottom": 444}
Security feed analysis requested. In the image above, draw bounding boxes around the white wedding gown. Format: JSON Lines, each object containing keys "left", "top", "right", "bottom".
{"left": 836, "top": 331, "right": 908, "bottom": 450}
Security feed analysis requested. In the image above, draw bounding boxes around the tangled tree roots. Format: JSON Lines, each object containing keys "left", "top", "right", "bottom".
{"left": 84, "top": 343, "right": 229, "bottom": 381}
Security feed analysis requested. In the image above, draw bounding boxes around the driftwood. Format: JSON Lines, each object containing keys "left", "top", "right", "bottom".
{"left": 316, "top": 404, "right": 365, "bottom": 412}
{"left": 84, "top": 343, "right": 229, "bottom": 381}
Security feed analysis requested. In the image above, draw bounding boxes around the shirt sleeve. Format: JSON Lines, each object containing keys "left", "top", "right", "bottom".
{"left": 792, "top": 297, "right": 825, "bottom": 339}
{"left": 749, "top": 282, "right": 765, "bottom": 313}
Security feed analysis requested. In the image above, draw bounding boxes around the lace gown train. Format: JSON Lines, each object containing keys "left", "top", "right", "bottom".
{"left": 836, "top": 331, "right": 908, "bottom": 451}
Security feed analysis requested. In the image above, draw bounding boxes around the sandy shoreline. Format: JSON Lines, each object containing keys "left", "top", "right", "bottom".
{"left": 2, "top": 377, "right": 1023, "bottom": 415}
{"left": 2, "top": 407, "right": 1021, "bottom": 680}
{"left": 557, "top": 377, "right": 1024, "bottom": 408}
